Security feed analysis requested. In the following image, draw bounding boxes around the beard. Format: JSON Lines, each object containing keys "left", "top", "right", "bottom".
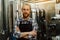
{"left": 23, "top": 13, "right": 29, "bottom": 18}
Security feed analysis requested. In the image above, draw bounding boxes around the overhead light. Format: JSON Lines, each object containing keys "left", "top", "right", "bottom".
{"left": 24, "top": 0, "right": 28, "bottom": 1}
{"left": 56, "top": 0, "right": 60, "bottom": 3}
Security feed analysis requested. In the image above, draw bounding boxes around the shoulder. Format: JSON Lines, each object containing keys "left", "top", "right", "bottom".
{"left": 29, "top": 18, "right": 36, "bottom": 23}
{"left": 16, "top": 18, "right": 23, "bottom": 22}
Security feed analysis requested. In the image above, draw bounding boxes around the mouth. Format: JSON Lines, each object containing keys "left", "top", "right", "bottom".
{"left": 23, "top": 13, "right": 29, "bottom": 18}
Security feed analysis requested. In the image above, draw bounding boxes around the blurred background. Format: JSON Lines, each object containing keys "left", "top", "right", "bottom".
{"left": 0, "top": 0, "right": 60, "bottom": 40}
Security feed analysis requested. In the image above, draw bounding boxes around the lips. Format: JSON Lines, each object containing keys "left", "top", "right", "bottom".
{"left": 24, "top": 12, "right": 28, "bottom": 14}
{"left": 23, "top": 13, "right": 29, "bottom": 18}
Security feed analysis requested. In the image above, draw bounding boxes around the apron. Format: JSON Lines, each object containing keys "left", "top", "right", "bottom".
{"left": 17, "top": 20, "right": 33, "bottom": 40}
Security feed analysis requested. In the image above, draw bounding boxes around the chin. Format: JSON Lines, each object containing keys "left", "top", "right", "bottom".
{"left": 24, "top": 15, "right": 29, "bottom": 18}
{"left": 23, "top": 15, "right": 29, "bottom": 18}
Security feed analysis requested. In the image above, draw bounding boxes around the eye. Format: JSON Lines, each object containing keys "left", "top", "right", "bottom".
{"left": 23, "top": 9, "right": 25, "bottom": 10}
{"left": 27, "top": 9, "right": 29, "bottom": 11}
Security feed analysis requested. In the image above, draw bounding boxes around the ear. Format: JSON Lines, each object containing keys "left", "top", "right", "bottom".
{"left": 30, "top": 10, "right": 32, "bottom": 18}
{"left": 30, "top": 7, "right": 31, "bottom": 13}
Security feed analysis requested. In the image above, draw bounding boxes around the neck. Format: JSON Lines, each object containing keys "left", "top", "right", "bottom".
{"left": 23, "top": 16, "right": 29, "bottom": 20}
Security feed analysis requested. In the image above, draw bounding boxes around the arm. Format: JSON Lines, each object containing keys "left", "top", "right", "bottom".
{"left": 13, "top": 26, "right": 31, "bottom": 38}
{"left": 13, "top": 25, "right": 37, "bottom": 38}
{"left": 16, "top": 26, "right": 30, "bottom": 38}
{"left": 20, "top": 20, "right": 38, "bottom": 38}
{"left": 13, "top": 19, "right": 30, "bottom": 38}
{"left": 13, "top": 19, "right": 38, "bottom": 38}
{"left": 31, "top": 20, "right": 38, "bottom": 36}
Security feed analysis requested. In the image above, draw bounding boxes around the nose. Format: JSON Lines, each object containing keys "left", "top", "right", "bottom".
{"left": 24, "top": 9, "right": 28, "bottom": 13}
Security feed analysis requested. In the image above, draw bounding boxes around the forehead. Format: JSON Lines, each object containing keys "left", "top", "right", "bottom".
{"left": 22, "top": 4, "right": 30, "bottom": 9}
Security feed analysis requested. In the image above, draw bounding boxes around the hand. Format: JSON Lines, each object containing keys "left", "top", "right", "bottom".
{"left": 30, "top": 30, "right": 37, "bottom": 37}
{"left": 16, "top": 26, "right": 20, "bottom": 32}
{"left": 23, "top": 36, "right": 28, "bottom": 39}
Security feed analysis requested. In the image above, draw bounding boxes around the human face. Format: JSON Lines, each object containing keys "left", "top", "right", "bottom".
{"left": 22, "top": 5, "right": 31, "bottom": 18}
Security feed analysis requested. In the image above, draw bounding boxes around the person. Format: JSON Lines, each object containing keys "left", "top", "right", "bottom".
{"left": 13, "top": 4, "right": 38, "bottom": 40}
